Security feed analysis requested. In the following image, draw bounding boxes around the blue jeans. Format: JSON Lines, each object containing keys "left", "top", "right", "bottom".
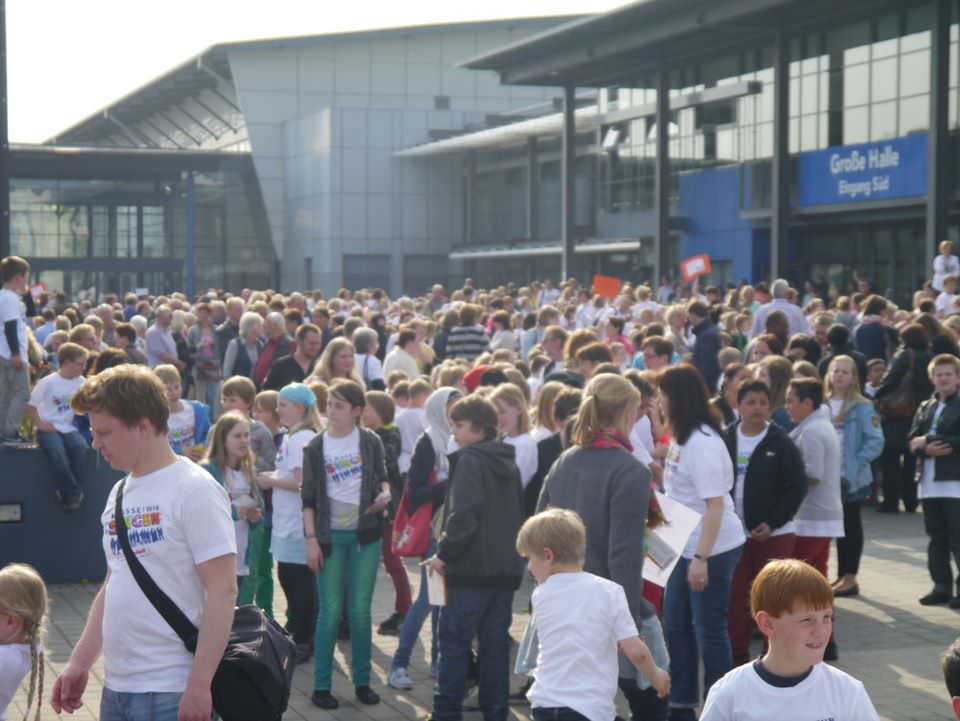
{"left": 37, "top": 430, "right": 88, "bottom": 502}
{"left": 433, "top": 586, "right": 514, "bottom": 721}
{"left": 100, "top": 689, "right": 181, "bottom": 721}
{"left": 663, "top": 545, "right": 742, "bottom": 710}
{"left": 393, "top": 538, "right": 439, "bottom": 670}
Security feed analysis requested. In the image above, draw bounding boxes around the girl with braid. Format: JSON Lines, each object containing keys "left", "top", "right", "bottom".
{"left": 0, "top": 563, "right": 48, "bottom": 721}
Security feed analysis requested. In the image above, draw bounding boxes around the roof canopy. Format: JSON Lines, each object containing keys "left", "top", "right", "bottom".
{"left": 463, "top": 0, "right": 900, "bottom": 87}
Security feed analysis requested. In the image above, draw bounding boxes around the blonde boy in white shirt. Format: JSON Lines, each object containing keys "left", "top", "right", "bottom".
{"left": 516, "top": 508, "right": 670, "bottom": 721}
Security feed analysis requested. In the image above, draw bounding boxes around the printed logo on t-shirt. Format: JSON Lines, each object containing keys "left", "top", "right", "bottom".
{"left": 736, "top": 451, "right": 750, "bottom": 481}
{"left": 168, "top": 424, "right": 195, "bottom": 446}
{"left": 325, "top": 452, "right": 362, "bottom": 484}
{"left": 106, "top": 504, "right": 165, "bottom": 557}
{"left": 52, "top": 393, "right": 74, "bottom": 415}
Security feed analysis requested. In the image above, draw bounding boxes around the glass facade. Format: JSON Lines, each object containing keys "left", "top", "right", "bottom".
{"left": 8, "top": 157, "right": 274, "bottom": 298}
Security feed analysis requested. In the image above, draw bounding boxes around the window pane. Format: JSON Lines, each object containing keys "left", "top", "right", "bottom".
{"left": 819, "top": 113, "right": 829, "bottom": 150}
{"left": 801, "top": 74, "right": 819, "bottom": 114}
{"left": 873, "top": 38, "right": 899, "bottom": 60}
{"left": 788, "top": 117, "right": 799, "bottom": 154}
{"left": 899, "top": 94, "right": 929, "bottom": 134}
{"left": 844, "top": 64, "right": 869, "bottom": 106}
{"left": 789, "top": 76, "right": 800, "bottom": 116}
{"left": 142, "top": 207, "right": 166, "bottom": 258}
{"left": 870, "top": 101, "right": 897, "bottom": 140}
{"left": 901, "top": 30, "right": 931, "bottom": 53}
{"left": 900, "top": 50, "right": 931, "bottom": 96}
{"left": 872, "top": 57, "right": 898, "bottom": 102}
{"left": 844, "top": 106, "right": 869, "bottom": 143}
{"left": 800, "top": 115, "right": 818, "bottom": 151}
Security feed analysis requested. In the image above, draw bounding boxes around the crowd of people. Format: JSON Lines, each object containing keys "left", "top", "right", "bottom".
{"left": 5, "top": 246, "right": 960, "bottom": 720}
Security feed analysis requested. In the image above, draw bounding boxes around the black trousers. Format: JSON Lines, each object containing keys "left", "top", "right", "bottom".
{"left": 922, "top": 497, "right": 960, "bottom": 594}
{"left": 880, "top": 445, "right": 918, "bottom": 511}
{"left": 836, "top": 501, "right": 864, "bottom": 577}
{"left": 277, "top": 561, "right": 317, "bottom": 646}
{"left": 619, "top": 676, "right": 668, "bottom": 721}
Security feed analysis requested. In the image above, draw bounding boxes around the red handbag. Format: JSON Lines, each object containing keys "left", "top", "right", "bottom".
{"left": 391, "top": 471, "right": 436, "bottom": 557}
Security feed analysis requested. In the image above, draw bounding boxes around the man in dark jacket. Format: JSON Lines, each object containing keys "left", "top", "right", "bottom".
{"left": 724, "top": 380, "right": 808, "bottom": 666}
{"left": 423, "top": 395, "right": 524, "bottom": 721}
{"left": 689, "top": 301, "right": 721, "bottom": 392}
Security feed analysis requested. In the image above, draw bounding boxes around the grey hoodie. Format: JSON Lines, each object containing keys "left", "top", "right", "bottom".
{"left": 789, "top": 405, "right": 843, "bottom": 536}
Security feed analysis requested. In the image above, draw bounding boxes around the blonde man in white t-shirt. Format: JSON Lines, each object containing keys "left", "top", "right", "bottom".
{"left": 517, "top": 508, "right": 670, "bottom": 721}
{"left": 26, "top": 342, "right": 89, "bottom": 511}
{"left": 51, "top": 365, "right": 236, "bottom": 721}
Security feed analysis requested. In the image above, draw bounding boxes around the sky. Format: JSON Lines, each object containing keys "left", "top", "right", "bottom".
{"left": 7, "top": 0, "right": 625, "bottom": 143}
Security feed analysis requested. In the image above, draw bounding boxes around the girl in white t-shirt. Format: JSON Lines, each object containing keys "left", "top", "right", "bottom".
{"left": 658, "top": 364, "right": 746, "bottom": 718}
{"left": 0, "top": 563, "right": 48, "bottom": 721}
{"left": 202, "top": 411, "right": 264, "bottom": 596}
{"left": 257, "top": 383, "right": 322, "bottom": 657}
{"left": 490, "top": 383, "right": 537, "bottom": 488}
{"left": 303, "top": 380, "right": 391, "bottom": 710}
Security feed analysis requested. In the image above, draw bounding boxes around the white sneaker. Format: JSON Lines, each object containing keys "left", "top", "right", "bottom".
{"left": 388, "top": 667, "right": 413, "bottom": 690}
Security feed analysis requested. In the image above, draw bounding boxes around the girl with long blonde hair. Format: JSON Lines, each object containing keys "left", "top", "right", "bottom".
{"left": 823, "top": 355, "right": 884, "bottom": 601}
{"left": 202, "top": 411, "right": 264, "bottom": 594}
{"left": 0, "top": 563, "right": 48, "bottom": 721}
{"left": 537, "top": 373, "right": 669, "bottom": 719}
{"left": 531, "top": 381, "right": 564, "bottom": 442}
{"left": 489, "top": 383, "right": 537, "bottom": 488}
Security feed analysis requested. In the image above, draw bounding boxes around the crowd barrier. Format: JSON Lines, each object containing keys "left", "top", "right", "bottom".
{"left": 0, "top": 446, "right": 123, "bottom": 583}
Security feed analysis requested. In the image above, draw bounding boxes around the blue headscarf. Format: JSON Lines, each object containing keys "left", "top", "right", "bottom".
{"left": 279, "top": 382, "right": 316, "bottom": 409}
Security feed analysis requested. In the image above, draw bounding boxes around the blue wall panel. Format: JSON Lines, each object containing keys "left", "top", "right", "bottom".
{"left": 677, "top": 166, "right": 755, "bottom": 282}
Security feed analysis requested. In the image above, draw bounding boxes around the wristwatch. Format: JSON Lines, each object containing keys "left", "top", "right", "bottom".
{"left": 693, "top": 553, "right": 707, "bottom": 562}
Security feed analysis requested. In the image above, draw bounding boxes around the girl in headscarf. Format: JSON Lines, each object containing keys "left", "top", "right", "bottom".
{"left": 387, "top": 387, "right": 462, "bottom": 690}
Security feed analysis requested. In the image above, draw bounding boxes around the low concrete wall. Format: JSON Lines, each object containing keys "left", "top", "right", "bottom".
{"left": 0, "top": 446, "right": 123, "bottom": 583}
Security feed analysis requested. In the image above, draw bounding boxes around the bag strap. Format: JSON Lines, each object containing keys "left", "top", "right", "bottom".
{"left": 114, "top": 479, "right": 200, "bottom": 651}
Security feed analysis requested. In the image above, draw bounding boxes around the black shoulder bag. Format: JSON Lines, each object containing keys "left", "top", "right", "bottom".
{"left": 114, "top": 480, "right": 297, "bottom": 721}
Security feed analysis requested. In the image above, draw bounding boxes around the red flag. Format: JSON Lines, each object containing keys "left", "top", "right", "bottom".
{"left": 679, "top": 255, "right": 712, "bottom": 283}
{"left": 592, "top": 274, "right": 622, "bottom": 300}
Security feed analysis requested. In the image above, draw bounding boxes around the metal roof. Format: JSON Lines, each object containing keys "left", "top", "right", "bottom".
{"left": 46, "top": 16, "right": 583, "bottom": 150}
{"left": 462, "top": 0, "right": 899, "bottom": 87}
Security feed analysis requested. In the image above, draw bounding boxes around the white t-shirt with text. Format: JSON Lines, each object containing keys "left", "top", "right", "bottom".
{"left": 529, "top": 572, "right": 638, "bottom": 721}
{"left": 700, "top": 661, "right": 880, "bottom": 721}
{"left": 272, "top": 429, "right": 315, "bottom": 539}
{"left": 664, "top": 425, "right": 746, "bottom": 559}
{"left": 100, "top": 457, "right": 235, "bottom": 693}
{"left": 29, "top": 372, "right": 83, "bottom": 433}
{"left": 167, "top": 403, "right": 196, "bottom": 451}
{"left": 324, "top": 427, "right": 363, "bottom": 530}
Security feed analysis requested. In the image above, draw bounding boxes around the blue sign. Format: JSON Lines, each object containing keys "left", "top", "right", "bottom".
{"left": 798, "top": 133, "right": 928, "bottom": 206}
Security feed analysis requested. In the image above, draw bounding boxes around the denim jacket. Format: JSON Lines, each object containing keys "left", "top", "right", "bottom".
{"left": 833, "top": 399, "right": 884, "bottom": 493}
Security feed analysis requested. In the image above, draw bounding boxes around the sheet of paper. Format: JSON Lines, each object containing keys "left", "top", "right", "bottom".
{"left": 427, "top": 567, "right": 446, "bottom": 606}
{"left": 642, "top": 491, "right": 703, "bottom": 587}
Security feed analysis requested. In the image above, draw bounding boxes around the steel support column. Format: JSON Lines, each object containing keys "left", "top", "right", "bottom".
{"left": 526, "top": 136, "right": 539, "bottom": 241}
{"left": 927, "top": 0, "right": 950, "bottom": 277}
{"left": 654, "top": 66, "right": 670, "bottom": 283}
{"left": 0, "top": 0, "right": 9, "bottom": 259}
{"left": 561, "top": 85, "right": 576, "bottom": 281}
{"left": 185, "top": 172, "right": 196, "bottom": 300}
{"left": 771, "top": 28, "right": 790, "bottom": 282}
{"left": 464, "top": 151, "right": 476, "bottom": 247}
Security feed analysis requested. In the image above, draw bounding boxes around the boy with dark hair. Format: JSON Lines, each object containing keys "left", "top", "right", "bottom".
{"left": 724, "top": 380, "right": 808, "bottom": 667}
{"left": 0, "top": 255, "right": 30, "bottom": 445}
{"left": 701, "top": 559, "right": 879, "bottom": 720}
{"left": 424, "top": 394, "right": 525, "bottom": 721}
{"left": 27, "top": 342, "right": 90, "bottom": 509}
